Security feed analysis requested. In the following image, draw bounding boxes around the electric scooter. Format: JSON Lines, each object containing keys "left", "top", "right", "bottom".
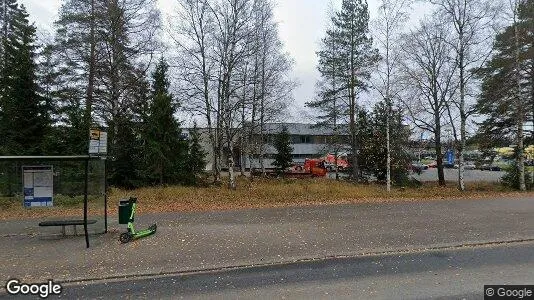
{"left": 119, "top": 197, "right": 157, "bottom": 243}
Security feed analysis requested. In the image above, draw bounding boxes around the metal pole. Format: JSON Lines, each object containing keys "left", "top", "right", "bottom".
{"left": 104, "top": 157, "right": 108, "bottom": 233}
{"left": 83, "top": 158, "right": 90, "bottom": 248}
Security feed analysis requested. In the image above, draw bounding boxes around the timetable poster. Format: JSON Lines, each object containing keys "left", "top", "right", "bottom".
{"left": 23, "top": 166, "right": 53, "bottom": 207}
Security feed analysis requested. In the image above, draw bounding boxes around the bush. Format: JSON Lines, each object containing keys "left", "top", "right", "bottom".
{"left": 501, "top": 164, "right": 533, "bottom": 190}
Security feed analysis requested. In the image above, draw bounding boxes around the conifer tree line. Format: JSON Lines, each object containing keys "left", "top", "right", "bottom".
{"left": 0, "top": 0, "right": 294, "bottom": 189}
{"left": 0, "top": 0, "right": 209, "bottom": 187}
{"left": 1, "top": 0, "right": 534, "bottom": 191}
{"left": 307, "top": 0, "right": 533, "bottom": 190}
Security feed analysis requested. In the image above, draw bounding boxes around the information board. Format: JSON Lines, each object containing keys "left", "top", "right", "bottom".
{"left": 89, "top": 129, "right": 107, "bottom": 155}
{"left": 22, "top": 166, "right": 54, "bottom": 207}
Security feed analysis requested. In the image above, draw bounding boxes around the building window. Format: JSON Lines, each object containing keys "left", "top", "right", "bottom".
{"left": 299, "top": 135, "right": 311, "bottom": 143}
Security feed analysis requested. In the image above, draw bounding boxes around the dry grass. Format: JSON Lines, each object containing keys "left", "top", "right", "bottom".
{"left": 1, "top": 177, "right": 532, "bottom": 220}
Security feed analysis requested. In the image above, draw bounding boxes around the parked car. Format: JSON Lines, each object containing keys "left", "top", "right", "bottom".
{"left": 453, "top": 162, "right": 476, "bottom": 170}
{"left": 480, "top": 164, "right": 501, "bottom": 171}
{"left": 410, "top": 162, "right": 428, "bottom": 173}
{"left": 465, "top": 162, "right": 477, "bottom": 170}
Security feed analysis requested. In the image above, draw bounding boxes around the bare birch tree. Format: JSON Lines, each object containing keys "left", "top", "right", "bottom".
{"left": 171, "top": 0, "right": 223, "bottom": 182}
{"left": 399, "top": 17, "right": 458, "bottom": 186}
{"left": 431, "top": 0, "right": 498, "bottom": 191}
{"left": 172, "top": 0, "right": 293, "bottom": 188}
{"left": 372, "top": 0, "right": 412, "bottom": 191}
{"left": 511, "top": 0, "right": 527, "bottom": 191}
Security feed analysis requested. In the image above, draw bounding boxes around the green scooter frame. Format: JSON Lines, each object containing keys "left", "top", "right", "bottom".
{"left": 119, "top": 199, "right": 157, "bottom": 243}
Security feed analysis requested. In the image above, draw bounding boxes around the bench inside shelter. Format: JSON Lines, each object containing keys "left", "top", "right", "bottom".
{"left": 39, "top": 219, "right": 97, "bottom": 236}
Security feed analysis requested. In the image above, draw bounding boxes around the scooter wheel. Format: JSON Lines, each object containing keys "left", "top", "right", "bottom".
{"left": 120, "top": 232, "right": 133, "bottom": 244}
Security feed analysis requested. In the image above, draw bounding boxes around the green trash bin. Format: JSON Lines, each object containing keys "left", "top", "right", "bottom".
{"left": 118, "top": 199, "right": 132, "bottom": 224}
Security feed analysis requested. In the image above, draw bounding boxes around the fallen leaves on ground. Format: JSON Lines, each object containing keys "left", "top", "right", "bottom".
{"left": 1, "top": 178, "right": 532, "bottom": 220}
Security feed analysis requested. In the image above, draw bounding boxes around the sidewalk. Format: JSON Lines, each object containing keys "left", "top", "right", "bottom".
{"left": 1, "top": 196, "right": 534, "bottom": 283}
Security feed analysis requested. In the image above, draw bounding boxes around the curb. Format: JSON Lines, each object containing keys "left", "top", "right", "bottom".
{"left": 58, "top": 237, "right": 534, "bottom": 286}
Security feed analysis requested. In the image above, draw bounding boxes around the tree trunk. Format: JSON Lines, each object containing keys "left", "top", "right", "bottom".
{"left": 350, "top": 105, "right": 360, "bottom": 182}
{"left": 514, "top": 9, "right": 526, "bottom": 191}
{"left": 458, "top": 41, "right": 466, "bottom": 191}
{"left": 228, "top": 143, "right": 236, "bottom": 190}
{"left": 214, "top": 91, "right": 222, "bottom": 184}
{"left": 350, "top": 109, "right": 359, "bottom": 181}
{"left": 212, "top": 140, "right": 220, "bottom": 183}
{"left": 436, "top": 141, "right": 445, "bottom": 186}
{"left": 259, "top": 99, "right": 265, "bottom": 176}
{"left": 458, "top": 135, "right": 465, "bottom": 191}
{"left": 386, "top": 118, "right": 391, "bottom": 191}
{"left": 518, "top": 112, "right": 526, "bottom": 191}
{"left": 335, "top": 153, "right": 339, "bottom": 180}
{"left": 239, "top": 137, "right": 245, "bottom": 176}
{"left": 350, "top": 36, "right": 359, "bottom": 181}
{"left": 240, "top": 71, "right": 246, "bottom": 177}
{"left": 385, "top": 25, "right": 392, "bottom": 192}
{"left": 259, "top": 39, "right": 266, "bottom": 177}
{"left": 435, "top": 121, "right": 445, "bottom": 186}
{"left": 85, "top": 0, "right": 96, "bottom": 139}
{"left": 386, "top": 97, "right": 391, "bottom": 191}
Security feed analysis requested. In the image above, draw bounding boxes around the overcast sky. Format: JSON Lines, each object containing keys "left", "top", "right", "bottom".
{"left": 20, "top": 0, "right": 430, "bottom": 120}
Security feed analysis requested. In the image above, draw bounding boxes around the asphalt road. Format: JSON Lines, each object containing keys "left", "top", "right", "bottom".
{"left": 10, "top": 241, "right": 532, "bottom": 299}
{"left": 1, "top": 197, "right": 534, "bottom": 284}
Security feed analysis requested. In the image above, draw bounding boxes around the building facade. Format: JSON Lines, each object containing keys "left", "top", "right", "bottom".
{"left": 185, "top": 123, "right": 349, "bottom": 171}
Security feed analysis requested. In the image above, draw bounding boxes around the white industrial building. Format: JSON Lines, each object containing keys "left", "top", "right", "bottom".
{"left": 184, "top": 123, "right": 349, "bottom": 171}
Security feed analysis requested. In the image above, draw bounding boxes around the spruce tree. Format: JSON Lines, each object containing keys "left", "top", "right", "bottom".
{"left": 355, "top": 108, "right": 372, "bottom": 175}
{"left": 108, "top": 68, "right": 150, "bottom": 188}
{"left": 0, "top": 2, "right": 48, "bottom": 155}
{"left": 187, "top": 122, "right": 207, "bottom": 181}
{"left": 475, "top": 0, "right": 534, "bottom": 190}
{"left": 475, "top": 8, "right": 532, "bottom": 146}
{"left": 109, "top": 114, "right": 142, "bottom": 188}
{"left": 366, "top": 102, "right": 410, "bottom": 185}
{"left": 144, "top": 58, "right": 187, "bottom": 185}
{"left": 38, "top": 44, "right": 87, "bottom": 155}
{"left": 272, "top": 126, "right": 293, "bottom": 175}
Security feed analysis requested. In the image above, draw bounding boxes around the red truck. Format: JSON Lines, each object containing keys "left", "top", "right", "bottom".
{"left": 323, "top": 153, "right": 350, "bottom": 171}
{"left": 287, "top": 158, "right": 328, "bottom": 177}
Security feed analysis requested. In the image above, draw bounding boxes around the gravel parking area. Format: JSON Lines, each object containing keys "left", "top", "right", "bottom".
{"left": 411, "top": 168, "right": 506, "bottom": 182}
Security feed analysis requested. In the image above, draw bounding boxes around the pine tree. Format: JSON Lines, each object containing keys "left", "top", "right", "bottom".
{"left": 51, "top": 0, "right": 160, "bottom": 158}
{"left": 306, "top": 14, "right": 347, "bottom": 180}
{"left": 0, "top": 2, "right": 48, "bottom": 155}
{"left": 144, "top": 58, "right": 187, "bottom": 185}
{"left": 311, "top": 0, "right": 379, "bottom": 181}
{"left": 272, "top": 126, "right": 293, "bottom": 175}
